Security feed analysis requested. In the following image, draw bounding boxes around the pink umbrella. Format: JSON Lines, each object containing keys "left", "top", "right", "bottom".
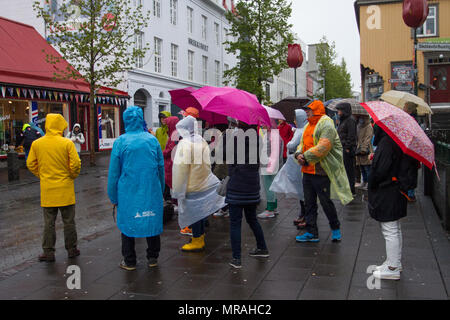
{"left": 262, "top": 105, "right": 286, "bottom": 121}
{"left": 191, "top": 86, "right": 271, "bottom": 127}
{"left": 169, "top": 87, "right": 228, "bottom": 124}
{"left": 361, "top": 101, "right": 434, "bottom": 169}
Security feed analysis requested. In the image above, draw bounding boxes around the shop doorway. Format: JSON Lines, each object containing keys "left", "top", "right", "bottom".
{"left": 430, "top": 64, "right": 450, "bottom": 104}
{"left": 77, "top": 104, "right": 90, "bottom": 151}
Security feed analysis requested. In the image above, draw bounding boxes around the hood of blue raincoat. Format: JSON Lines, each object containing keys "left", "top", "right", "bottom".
{"left": 295, "top": 109, "right": 308, "bottom": 129}
{"left": 176, "top": 115, "right": 196, "bottom": 139}
{"left": 123, "top": 106, "right": 145, "bottom": 133}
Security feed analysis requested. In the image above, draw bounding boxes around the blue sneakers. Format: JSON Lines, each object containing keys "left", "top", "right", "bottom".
{"left": 296, "top": 232, "right": 319, "bottom": 243}
{"left": 331, "top": 229, "right": 342, "bottom": 242}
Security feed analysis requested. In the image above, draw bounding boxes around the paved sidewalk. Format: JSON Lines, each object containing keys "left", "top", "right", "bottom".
{"left": 0, "top": 168, "right": 449, "bottom": 299}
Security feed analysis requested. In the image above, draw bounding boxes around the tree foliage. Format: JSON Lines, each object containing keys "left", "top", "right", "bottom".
{"left": 224, "top": 0, "right": 294, "bottom": 103}
{"left": 33, "top": 0, "right": 151, "bottom": 165}
{"left": 314, "top": 36, "right": 353, "bottom": 101}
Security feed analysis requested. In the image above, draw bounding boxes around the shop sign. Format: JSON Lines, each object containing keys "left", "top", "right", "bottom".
{"left": 391, "top": 62, "right": 414, "bottom": 93}
{"left": 188, "top": 38, "right": 208, "bottom": 52}
{"left": 417, "top": 42, "right": 450, "bottom": 52}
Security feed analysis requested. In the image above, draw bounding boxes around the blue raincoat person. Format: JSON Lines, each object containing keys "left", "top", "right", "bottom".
{"left": 108, "top": 106, "right": 165, "bottom": 238}
{"left": 107, "top": 106, "right": 165, "bottom": 270}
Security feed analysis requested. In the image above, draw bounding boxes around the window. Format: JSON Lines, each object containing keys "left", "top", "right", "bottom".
{"left": 224, "top": 63, "right": 229, "bottom": 75}
{"left": 187, "top": 6, "right": 193, "bottom": 33}
{"left": 417, "top": 5, "right": 438, "bottom": 37}
{"left": 202, "top": 56, "right": 208, "bottom": 84}
{"left": 188, "top": 50, "right": 194, "bottom": 81}
{"left": 215, "top": 61, "right": 220, "bottom": 86}
{"left": 171, "top": 44, "right": 178, "bottom": 77}
{"left": 133, "top": 0, "right": 142, "bottom": 7}
{"left": 154, "top": 37, "right": 162, "bottom": 73}
{"left": 201, "top": 15, "right": 207, "bottom": 40}
{"left": 214, "top": 22, "right": 220, "bottom": 45}
{"left": 170, "top": 0, "right": 177, "bottom": 25}
{"left": 153, "top": 0, "right": 161, "bottom": 18}
{"left": 223, "top": 27, "right": 229, "bottom": 49}
{"left": 134, "top": 31, "right": 144, "bottom": 68}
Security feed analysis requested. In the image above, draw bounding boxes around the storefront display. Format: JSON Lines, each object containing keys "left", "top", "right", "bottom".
{"left": 98, "top": 105, "right": 120, "bottom": 150}
{"left": 0, "top": 99, "right": 29, "bottom": 154}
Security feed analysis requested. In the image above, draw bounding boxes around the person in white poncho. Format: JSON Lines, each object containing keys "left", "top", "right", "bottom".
{"left": 172, "top": 116, "right": 226, "bottom": 252}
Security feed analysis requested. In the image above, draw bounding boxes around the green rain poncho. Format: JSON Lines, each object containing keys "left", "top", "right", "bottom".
{"left": 155, "top": 111, "right": 171, "bottom": 150}
{"left": 299, "top": 115, "right": 353, "bottom": 205}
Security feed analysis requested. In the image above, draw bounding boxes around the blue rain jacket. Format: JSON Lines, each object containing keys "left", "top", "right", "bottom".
{"left": 107, "top": 106, "right": 165, "bottom": 238}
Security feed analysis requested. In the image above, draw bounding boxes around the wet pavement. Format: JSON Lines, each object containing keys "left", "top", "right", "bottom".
{"left": 0, "top": 155, "right": 449, "bottom": 300}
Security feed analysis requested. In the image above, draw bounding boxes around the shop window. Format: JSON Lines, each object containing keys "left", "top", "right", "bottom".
{"left": 36, "top": 102, "right": 67, "bottom": 134}
{"left": 99, "top": 105, "right": 120, "bottom": 150}
{"left": 0, "top": 99, "right": 29, "bottom": 152}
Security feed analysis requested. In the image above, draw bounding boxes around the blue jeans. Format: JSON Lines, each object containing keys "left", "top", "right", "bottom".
{"left": 229, "top": 204, "right": 267, "bottom": 260}
{"left": 360, "top": 165, "right": 371, "bottom": 183}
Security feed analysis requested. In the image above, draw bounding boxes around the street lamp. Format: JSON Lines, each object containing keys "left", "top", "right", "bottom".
{"left": 287, "top": 44, "right": 304, "bottom": 97}
{"left": 402, "top": 0, "right": 429, "bottom": 96}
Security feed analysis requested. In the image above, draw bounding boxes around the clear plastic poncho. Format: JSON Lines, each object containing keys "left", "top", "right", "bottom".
{"left": 269, "top": 109, "right": 308, "bottom": 200}
{"left": 172, "top": 116, "right": 225, "bottom": 228}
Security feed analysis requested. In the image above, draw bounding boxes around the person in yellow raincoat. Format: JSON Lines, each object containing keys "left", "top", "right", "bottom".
{"left": 294, "top": 100, "right": 352, "bottom": 243}
{"left": 26, "top": 114, "right": 81, "bottom": 262}
{"left": 155, "top": 111, "right": 171, "bottom": 150}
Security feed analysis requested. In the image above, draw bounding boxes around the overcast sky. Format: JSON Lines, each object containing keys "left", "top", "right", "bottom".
{"left": 289, "top": 0, "right": 361, "bottom": 93}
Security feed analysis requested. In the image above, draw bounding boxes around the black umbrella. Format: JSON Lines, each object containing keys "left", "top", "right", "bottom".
{"left": 270, "top": 96, "right": 312, "bottom": 123}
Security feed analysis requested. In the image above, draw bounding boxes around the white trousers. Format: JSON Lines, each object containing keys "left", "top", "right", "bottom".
{"left": 380, "top": 220, "right": 403, "bottom": 268}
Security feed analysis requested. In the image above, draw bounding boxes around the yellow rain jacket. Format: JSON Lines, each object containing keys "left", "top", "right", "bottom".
{"left": 297, "top": 107, "right": 353, "bottom": 205}
{"left": 27, "top": 114, "right": 81, "bottom": 207}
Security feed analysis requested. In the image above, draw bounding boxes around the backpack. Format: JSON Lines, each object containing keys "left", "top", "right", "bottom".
{"left": 23, "top": 128, "right": 40, "bottom": 149}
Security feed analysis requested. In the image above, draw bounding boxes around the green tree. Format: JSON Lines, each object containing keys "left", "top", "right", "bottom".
{"left": 314, "top": 36, "right": 353, "bottom": 101}
{"left": 224, "top": 0, "right": 294, "bottom": 103}
{"left": 33, "top": 0, "right": 150, "bottom": 165}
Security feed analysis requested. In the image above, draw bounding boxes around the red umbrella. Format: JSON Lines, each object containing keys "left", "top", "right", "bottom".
{"left": 169, "top": 87, "right": 228, "bottom": 124}
{"left": 361, "top": 101, "right": 434, "bottom": 169}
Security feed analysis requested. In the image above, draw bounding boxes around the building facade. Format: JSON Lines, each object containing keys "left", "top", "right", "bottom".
{"left": 1, "top": 0, "right": 237, "bottom": 130}
{"left": 354, "top": 0, "right": 450, "bottom": 113}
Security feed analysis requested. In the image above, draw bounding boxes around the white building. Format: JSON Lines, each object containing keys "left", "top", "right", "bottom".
{"left": 0, "top": 0, "right": 237, "bottom": 128}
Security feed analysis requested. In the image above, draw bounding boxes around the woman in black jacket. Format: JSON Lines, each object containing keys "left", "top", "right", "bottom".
{"left": 368, "top": 124, "right": 415, "bottom": 281}
{"left": 223, "top": 120, "right": 269, "bottom": 269}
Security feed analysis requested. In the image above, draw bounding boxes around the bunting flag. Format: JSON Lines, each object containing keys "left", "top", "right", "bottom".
{"left": 7, "top": 87, "right": 14, "bottom": 97}
{"left": 59, "top": 93, "right": 63, "bottom": 101}
{"left": 64, "top": 93, "right": 69, "bottom": 101}
{"left": 80, "top": 95, "right": 84, "bottom": 103}
{"left": 115, "top": 97, "right": 118, "bottom": 105}
{"left": 28, "top": 89, "right": 34, "bottom": 99}
{"left": 22, "top": 88, "right": 27, "bottom": 98}
{"left": 98, "top": 106, "right": 102, "bottom": 139}
{"left": 0, "top": 86, "right": 5, "bottom": 98}
{"left": 53, "top": 91, "right": 58, "bottom": 100}
{"left": 16, "top": 88, "right": 21, "bottom": 97}
{"left": 75, "top": 94, "right": 79, "bottom": 102}
{"left": 70, "top": 94, "right": 73, "bottom": 101}
{"left": 36, "top": 90, "right": 41, "bottom": 99}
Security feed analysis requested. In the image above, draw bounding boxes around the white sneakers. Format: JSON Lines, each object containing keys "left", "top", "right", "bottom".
{"left": 373, "top": 264, "right": 401, "bottom": 280}
{"left": 213, "top": 209, "right": 229, "bottom": 217}
{"left": 356, "top": 182, "right": 368, "bottom": 190}
{"left": 257, "top": 211, "right": 275, "bottom": 219}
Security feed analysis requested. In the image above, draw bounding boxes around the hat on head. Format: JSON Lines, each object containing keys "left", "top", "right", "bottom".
{"left": 180, "top": 107, "right": 199, "bottom": 119}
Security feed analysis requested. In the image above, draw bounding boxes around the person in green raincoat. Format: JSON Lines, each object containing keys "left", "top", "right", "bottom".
{"left": 155, "top": 111, "right": 171, "bottom": 150}
{"left": 294, "top": 100, "right": 353, "bottom": 243}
